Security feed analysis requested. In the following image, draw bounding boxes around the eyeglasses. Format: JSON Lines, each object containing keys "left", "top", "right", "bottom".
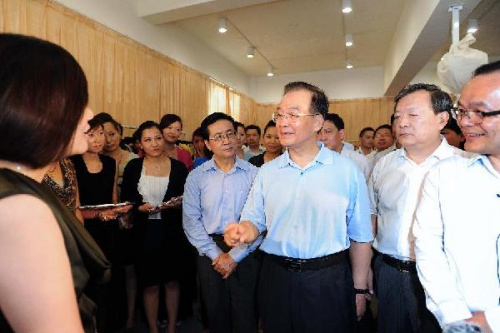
{"left": 452, "top": 107, "right": 500, "bottom": 124}
{"left": 208, "top": 131, "right": 236, "bottom": 143}
{"left": 271, "top": 111, "right": 319, "bottom": 122}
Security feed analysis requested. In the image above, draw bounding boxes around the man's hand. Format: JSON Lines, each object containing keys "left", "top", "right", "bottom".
{"left": 466, "top": 311, "right": 492, "bottom": 333}
{"left": 224, "top": 221, "right": 258, "bottom": 247}
{"left": 355, "top": 294, "right": 367, "bottom": 321}
{"left": 213, "top": 253, "right": 237, "bottom": 279}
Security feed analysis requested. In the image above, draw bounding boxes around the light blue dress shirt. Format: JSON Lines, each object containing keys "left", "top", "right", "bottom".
{"left": 240, "top": 143, "right": 373, "bottom": 259}
{"left": 183, "top": 157, "right": 260, "bottom": 262}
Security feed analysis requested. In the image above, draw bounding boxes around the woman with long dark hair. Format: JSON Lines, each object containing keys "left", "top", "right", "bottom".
{"left": 0, "top": 33, "right": 108, "bottom": 332}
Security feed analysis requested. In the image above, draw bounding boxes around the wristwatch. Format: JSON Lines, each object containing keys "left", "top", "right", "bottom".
{"left": 354, "top": 288, "right": 370, "bottom": 295}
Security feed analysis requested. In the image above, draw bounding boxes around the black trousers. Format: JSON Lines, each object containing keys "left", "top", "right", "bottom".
{"left": 373, "top": 254, "right": 441, "bottom": 333}
{"left": 258, "top": 253, "right": 356, "bottom": 333}
{"left": 197, "top": 252, "right": 260, "bottom": 333}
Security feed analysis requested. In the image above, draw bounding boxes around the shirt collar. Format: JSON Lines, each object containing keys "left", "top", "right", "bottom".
{"left": 201, "top": 156, "right": 249, "bottom": 173}
{"left": 277, "top": 142, "right": 333, "bottom": 169}
{"left": 467, "top": 154, "right": 500, "bottom": 178}
{"left": 398, "top": 137, "right": 456, "bottom": 162}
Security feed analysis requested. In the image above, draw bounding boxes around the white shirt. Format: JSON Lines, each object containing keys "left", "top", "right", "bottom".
{"left": 341, "top": 146, "right": 374, "bottom": 181}
{"left": 357, "top": 148, "right": 376, "bottom": 164}
{"left": 413, "top": 155, "right": 500, "bottom": 330}
{"left": 368, "top": 139, "right": 469, "bottom": 260}
{"left": 373, "top": 144, "right": 397, "bottom": 165}
{"left": 343, "top": 141, "right": 355, "bottom": 151}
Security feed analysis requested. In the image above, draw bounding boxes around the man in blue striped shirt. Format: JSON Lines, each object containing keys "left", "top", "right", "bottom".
{"left": 183, "top": 112, "right": 261, "bottom": 333}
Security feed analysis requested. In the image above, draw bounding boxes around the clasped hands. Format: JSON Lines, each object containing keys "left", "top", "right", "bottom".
{"left": 212, "top": 253, "right": 237, "bottom": 279}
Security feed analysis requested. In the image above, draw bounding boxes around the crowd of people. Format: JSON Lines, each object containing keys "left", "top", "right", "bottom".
{"left": 0, "top": 33, "right": 499, "bottom": 333}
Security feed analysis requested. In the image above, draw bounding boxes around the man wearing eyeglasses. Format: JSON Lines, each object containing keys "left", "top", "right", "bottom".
{"left": 182, "top": 112, "right": 261, "bottom": 333}
{"left": 368, "top": 83, "right": 471, "bottom": 333}
{"left": 413, "top": 61, "right": 500, "bottom": 333}
{"left": 224, "top": 81, "right": 373, "bottom": 332}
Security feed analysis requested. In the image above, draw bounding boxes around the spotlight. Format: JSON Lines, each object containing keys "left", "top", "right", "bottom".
{"left": 247, "top": 46, "right": 255, "bottom": 58}
{"left": 346, "top": 60, "right": 353, "bottom": 69}
{"left": 218, "top": 18, "right": 227, "bottom": 33}
{"left": 345, "top": 34, "right": 353, "bottom": 47}
{"left": 342, "top": 0, "right": 352, "bottom": 13}
{"left": 267, "top": 66, "right": 274, "bottom": 77}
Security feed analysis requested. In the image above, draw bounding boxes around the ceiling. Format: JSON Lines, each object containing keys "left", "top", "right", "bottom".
{"left": 137, "top": 0, "right": 500, "bottom": 80}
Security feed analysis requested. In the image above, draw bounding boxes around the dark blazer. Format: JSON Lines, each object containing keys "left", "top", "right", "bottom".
{"left": 120, "top": 157, "right": 188, "bottom": 241}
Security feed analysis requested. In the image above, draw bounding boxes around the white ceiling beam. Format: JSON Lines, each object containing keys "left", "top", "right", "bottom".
{"left": 383, "top": 0, "right": 481, "bottom": 96}
{"left": 137, "top": 0, "right": 282, "bottom": 24}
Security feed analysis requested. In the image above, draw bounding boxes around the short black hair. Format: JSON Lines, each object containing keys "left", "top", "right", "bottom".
{"left": 200, "top": 112, "right": 235, "bottom": 140}
{"left": 95, "top": 113, "right": 124, "bottom": 136}
{"left": 87, "top": 117, "right": 104, "bottom": 132}
{"left": 359, "top": 127, "right": 375, "bottom": 138}
{"left": 159, "top": 114, "right": 183, "bottom": 130}
{"left": 283, "top": 81, "right": 329, "bottom": 117}
{"left": 394, "top": 83, "right": 452, "bottom": 115}
{"left": 234, "top": 121, "right": 245, "bottom": 131}
{"left": 473, "top": 60, "right": 500, "bottom": 77}
{"left": 135, "top": 121, "right": 162, "bottom": 141}
{"left": 0, "top": 33, "right": 88, "bottom": 168}
{"left": 442, "top": 117, "right": 462, "bottom": 135}
{"left": 245, "top": 124, "right": 261, "bottom": 136}
{"left": 374, "top": 124, "right": 392, "bottom": 136}
{"left": 323, "top": 113, "right": 344, "bottom": 130}
{"left": 192, "top": 127, "right": 203, "bottom": 139}
{"left": 263, "top": 121, "right": 276, "bottom": 135}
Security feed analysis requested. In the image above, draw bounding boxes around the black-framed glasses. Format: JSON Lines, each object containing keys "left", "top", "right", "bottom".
{"left": 452, "top": 107, "right": 500, "bottom": 124}
{"left": 208, "top": 131, "right": 236, "bottom": 143}
{"left": 271, "top": 111, "right": 319, "bottom": 122}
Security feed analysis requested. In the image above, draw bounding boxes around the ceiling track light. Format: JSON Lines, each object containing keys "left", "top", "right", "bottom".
{"left": 247, "top": 46, "right": 255, "bottom": 58}
{"left": 218, "top": 18, "right": 227, "bottom": 33}
{"left": 342, "top": 0, "right": 352, "bottom": 14}
{"left": 345, "top": 33, "right": 353, "bottom": 47}
{"left": 267, "top": 66, "right": 274, "bottom": 77}
{"left": 467, "top": 19, "right": 478, "bottom": 34}
{"left": 346, "top": 60, "right": 353, "bottom": 69}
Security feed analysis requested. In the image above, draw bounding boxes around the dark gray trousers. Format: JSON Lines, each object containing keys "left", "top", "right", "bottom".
{"left": 374, "top": 254, "right": 441, "bottom": 333}
{"left": 197, "top": 253, "right": 260, "bottom": 333}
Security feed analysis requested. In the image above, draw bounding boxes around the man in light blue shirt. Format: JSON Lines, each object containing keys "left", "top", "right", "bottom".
{"left": 225, "top": 82, "right": 373, "bottom": 332}
{"left": 183, "top": 112, "right": 260, "bottom": 333}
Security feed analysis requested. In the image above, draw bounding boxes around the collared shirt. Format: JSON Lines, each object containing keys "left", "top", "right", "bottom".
{"left": 182, "top": 157, "right": 260, "bottom": 262}
{"left": 243, "top": 147, "right": 266, "bottom": 161}
{"left": 373, "top": 144, "right": 397, "bottom": 165}
{"left": 368, "top": 139, "right": 470, "bottom": 261}
{"left": 341, "top": 146, "right": 374, "bottom": 181}
{"left": 357, "top": 148, "right": 376, "bottom": 164}
{"left": 413, "top": 155, "right": 500, "bottom": 330}
{"left": 240, "top": 143, "right": 373, "bottom": 259}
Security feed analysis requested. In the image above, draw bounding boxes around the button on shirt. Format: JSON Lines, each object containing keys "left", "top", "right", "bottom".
{"left": 413, "top": 155, "right": 500, "bottom": 330}
{"left": 183, "top": 157, "right": 260, "bottom": 262}
{"left": 240, "top": 143, "right": 373, "bottom": 259}
{"left": 368, "top": 139, "right": 470, "bottom": 261}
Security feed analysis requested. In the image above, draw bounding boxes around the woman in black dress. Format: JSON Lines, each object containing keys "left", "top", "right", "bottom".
{"left": 0, "top": 33, "right": 107, "bottom": 333}
{"left": 248, "top": 121, "right": 283, "bottom": 167}
{"left": 72, "top": 117, "right": 130, "bottom": 332}
{"left": 121, "top": 121, "right": 189, "bottom": 333}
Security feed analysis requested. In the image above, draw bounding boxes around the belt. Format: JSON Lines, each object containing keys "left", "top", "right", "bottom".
{"left": 267, "top": 250, "right": 347, "bottom": 272}
{"left": 379, "top": 253, "right": 417, "bottom": 273}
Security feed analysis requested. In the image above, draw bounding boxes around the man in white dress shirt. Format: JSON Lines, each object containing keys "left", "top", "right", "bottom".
{"left": 413, "top": 61, "right": 500, "bottom": 332}
{"left": 357, "top": 127, "right": 376, "bottom": 163}
{"left": 319, "top": 113, "right": 373, "bottom": 181}
{"left": 369, "top": 83, "right": 468, "bottom": 333}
